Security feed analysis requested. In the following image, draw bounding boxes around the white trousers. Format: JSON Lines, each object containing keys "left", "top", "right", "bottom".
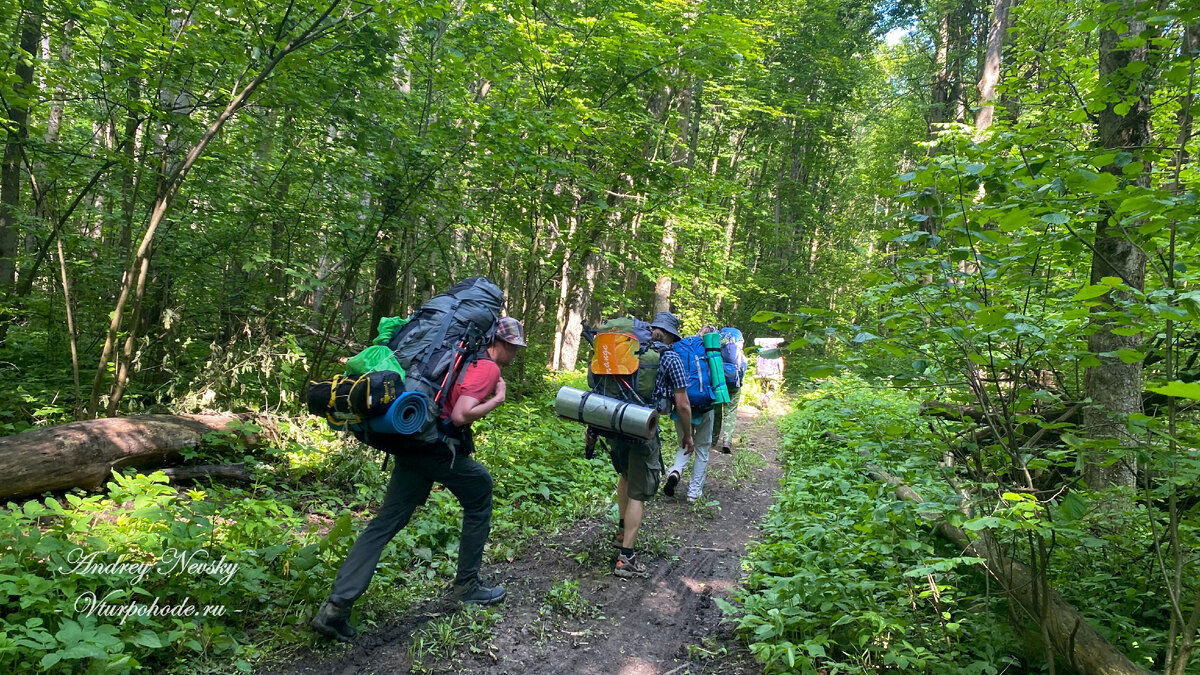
{"left": 669, "top": 409, "right": 715, "bottom": 499}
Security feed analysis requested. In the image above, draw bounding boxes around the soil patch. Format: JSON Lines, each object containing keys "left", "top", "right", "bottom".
{"left": 265, "top": 405, "right": 783, "bottom": 675}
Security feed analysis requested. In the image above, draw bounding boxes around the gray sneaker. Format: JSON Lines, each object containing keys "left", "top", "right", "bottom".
{"left": 310, "top": 600, "right": 356, "bottom": 642}
{"left": 455, "top": 578, "right": 507, "bottom": 605}
{"left": 613, "top": 552, "right": 648, "bottom": 578}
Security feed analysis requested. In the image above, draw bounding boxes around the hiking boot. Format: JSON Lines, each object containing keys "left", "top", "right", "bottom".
{"left": 720, "top": 443, "right": 732, "bottom": 455}
{"left": 455, "top": 578, "right": 507, "bottom": 606}
{"left": 663, "top": 471, "right": 680, "bottom": 497}
{"left": 613, "top": 552, "right": 648, "bottom": 578}
{"left": 310, "top": 600, "right": 356, "bottom": 642}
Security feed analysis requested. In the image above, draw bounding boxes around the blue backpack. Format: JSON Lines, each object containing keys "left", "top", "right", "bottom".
{"left": 719, "top": 327, "right": 748, "bottom": 389}
{"left": 672, "top": 336, "right": 715, "bottom": 414}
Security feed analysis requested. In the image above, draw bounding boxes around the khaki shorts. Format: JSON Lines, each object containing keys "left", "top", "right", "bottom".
{"left": 609, "top": 435, "right": 662, "bottom": 501}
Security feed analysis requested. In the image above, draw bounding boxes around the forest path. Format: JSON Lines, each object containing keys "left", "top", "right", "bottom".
{"left": 269, "top": 404, "right": 784, "bottom": 675}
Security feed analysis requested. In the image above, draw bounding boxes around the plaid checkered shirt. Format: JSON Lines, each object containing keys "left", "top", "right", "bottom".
{"left": 653, "top": 347, "right": 687, "bottom": 407}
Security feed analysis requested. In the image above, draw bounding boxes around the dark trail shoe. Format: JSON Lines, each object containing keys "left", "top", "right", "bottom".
{"left": 310, "top": 601, "right": 356, "bottom": 643}
{"left": 720, "top": 443, "right": 732, "bottom": 455}
{"left": 455, "top": 579, "right": 507, "bottom": 606}
{"left": 663, "top": 471, "right": 680, "bottom": 497}
{"left": 613, "top": 552, "right": 648, "bottom": 578}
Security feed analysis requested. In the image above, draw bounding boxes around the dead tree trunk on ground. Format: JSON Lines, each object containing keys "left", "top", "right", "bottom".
{"left": 0, "top": 414, "right": 268, "bottom": 501}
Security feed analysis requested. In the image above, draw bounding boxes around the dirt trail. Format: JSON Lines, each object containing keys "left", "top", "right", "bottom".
{"left": 268, "top": 405, "right": 783, "bottom": 675}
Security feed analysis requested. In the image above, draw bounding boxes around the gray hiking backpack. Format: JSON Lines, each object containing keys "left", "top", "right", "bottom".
{"left": 385, "top": 276, "right": 505, "bottom": 443}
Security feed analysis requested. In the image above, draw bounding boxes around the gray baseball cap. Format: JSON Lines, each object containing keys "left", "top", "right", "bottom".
{"left": 649, "top": 311, "right": 682, "bottom": 341}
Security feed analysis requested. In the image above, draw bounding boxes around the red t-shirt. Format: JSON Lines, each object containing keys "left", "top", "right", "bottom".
{"left": 441, "top": 358, "right": 501, "bottom": 420}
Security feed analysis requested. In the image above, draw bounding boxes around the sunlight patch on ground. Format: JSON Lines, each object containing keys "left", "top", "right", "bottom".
{"left": 681, "top": 575, "right": 735, "bottom": 594}
{"left": 616, "top": 657, "right": 658, "bottom": 675}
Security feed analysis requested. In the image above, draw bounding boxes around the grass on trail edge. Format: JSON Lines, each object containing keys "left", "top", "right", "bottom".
{"left": 719, "top": 376, "right": 1022, "bottom": 674}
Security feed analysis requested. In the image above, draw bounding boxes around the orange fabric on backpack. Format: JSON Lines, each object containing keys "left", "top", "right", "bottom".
{"left": 590, "top": 333, "right": 640, "bottom": 375}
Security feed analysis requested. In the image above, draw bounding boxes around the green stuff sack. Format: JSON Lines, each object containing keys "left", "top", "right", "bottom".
{"left": 346, "top": 345, "right": 404, "bottom": 377}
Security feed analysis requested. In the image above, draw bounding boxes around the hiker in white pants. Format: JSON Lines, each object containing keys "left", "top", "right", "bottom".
{"left": 665, "top": 409, "right": 715, "bottom": 503}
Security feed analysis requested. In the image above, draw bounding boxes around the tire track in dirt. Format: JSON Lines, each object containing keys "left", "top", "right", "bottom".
{"left": 265, "top": 405, "right": 783, "bottom": 675}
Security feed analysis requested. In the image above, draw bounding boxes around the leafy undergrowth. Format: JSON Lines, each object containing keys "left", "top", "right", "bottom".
{"left": 720, "top": 376, "right": 1023, "bottom": 673}
{"left": 0, "top": 371, "right": 611, "bottom": 673}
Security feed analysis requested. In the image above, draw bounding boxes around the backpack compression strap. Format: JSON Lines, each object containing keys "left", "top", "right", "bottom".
{"left": 575, "top": 391, "right": 633, "bottom": 437}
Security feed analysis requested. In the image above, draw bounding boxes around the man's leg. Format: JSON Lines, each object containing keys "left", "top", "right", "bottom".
{"left": 617, "top": 475, "right": 628, "bottom": 522}
{"left": 328, "top": 462, "right": 434, "bottom": 607}
{"left": 686, "top": 410, "right": 714, "bottom": 500}
{"left": 668, "top": 416, "right": 691, "bottom": 476}
{"left": 721, "top": 388, "right": 741, "bottom": 449}
{"left": 435, "top": 456, "right": 494, "bottom": 589}
{"left": 621, "top": 497, "right": 643, "bottom": 548}
{"left": 614, "top": 438, "right": 659, "bottom": 577}
{"left": 711, "top": 401, "right": 724, "bottom": 449}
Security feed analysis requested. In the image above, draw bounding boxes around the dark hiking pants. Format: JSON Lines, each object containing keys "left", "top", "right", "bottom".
{"left": 328, "top": 452, "right": 493, "bottom": 607}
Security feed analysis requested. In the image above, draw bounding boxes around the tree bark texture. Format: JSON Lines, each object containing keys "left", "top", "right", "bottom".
{"left": 1084, "top": 6, "right": 1152, "bottom": 489}
{"left": 0, "top": 0, "right": 42, "bottom": 330}
{"left": 0, "top": 414, "right": 268, "bottom": 501}
{"left": 975, "top": 0, "right": 1016, "bottom": 135}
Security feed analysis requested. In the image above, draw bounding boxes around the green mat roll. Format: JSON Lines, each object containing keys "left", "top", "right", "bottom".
{"left": 703, "top": 332, "right": 731, "bottom": 404}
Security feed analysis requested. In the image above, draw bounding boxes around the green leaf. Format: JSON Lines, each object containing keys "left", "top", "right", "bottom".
{"left": 1072, "top": 284, "right": 1111, "bottom": 301}
{"left": 1061, "top": 493, "right": 1087, "bottom": 521}
{"left": 1148, "top": 381, "right": 1200, "bottom": 400}
{"left": 1114, "top": 349, "right": 1144, "bottom": 364}
{"left": 1085, "top": 172, "right": 1119, "bottom": 194}
{"left": 1040, "top": 212, "right": 1069, "bottom": 225}
{"left": 130, "top": 629, "right": 164, "bottom": 649}
{"left": 963, "top": 162, "right": 986, "bottom": 175}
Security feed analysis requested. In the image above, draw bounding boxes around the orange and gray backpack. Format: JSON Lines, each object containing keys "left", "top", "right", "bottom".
{"left": 584, "top": 317, "right": 661, "bottom": 407}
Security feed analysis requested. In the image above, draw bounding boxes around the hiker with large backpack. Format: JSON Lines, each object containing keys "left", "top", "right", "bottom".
{"left": 310, "top": 278, "right": 526, "bottom": 643}
{"left": 584, "top": 311, "right": 691, "bottom": 578}
{"left": 711, "top": 325, "right": 748, "bottom": 454}
{"left": 662, "top": 323, "right": 718, "bottom": 504}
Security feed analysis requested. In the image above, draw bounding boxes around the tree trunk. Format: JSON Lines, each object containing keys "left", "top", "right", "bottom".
{"left": 975, "top": 0, "right": 1017, "bottom": 135}
{"left": 0, "top": 414, "right": 269, "bottom": 501}
{"left": 159, "top": 463, "right": 251, "bottom": 484}
{"left": 929, "top": 11, "right": 952, "bottom": 142}
{"left": 1084, "top": 5, "right": 1152, "bottom": 489}
{"left": 0, "top": 0, "right": 42, "bottom": 345}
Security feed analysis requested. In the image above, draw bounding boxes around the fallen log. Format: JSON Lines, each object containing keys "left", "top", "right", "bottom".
{"left": 0, "top": 414, "right": 268, "bottom": 502}
{"left": 160, "top": 463, "right": 251, "bottom": 484}
{"left": 863, "top": 462, "right": 1149, "bottom": 675}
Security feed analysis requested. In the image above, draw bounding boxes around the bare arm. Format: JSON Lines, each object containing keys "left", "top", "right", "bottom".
{"left": 450, "top": 377, "right": 506, "bottom": 427}
{"left": 674, "top": 388, "right": 694, "bottom": 454}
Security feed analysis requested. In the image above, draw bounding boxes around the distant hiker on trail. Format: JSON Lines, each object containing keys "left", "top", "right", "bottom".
{"left": 755, "top": 345, "right": 784, "bottom": 408}
{"left": 711, "top": 325, "right": 747, "bottom": 454}
{"left": 311, "top": 317, "right": 528, "bottom": 643}
{"left": 663, "top": 324, "right": 716, "bottom": 504}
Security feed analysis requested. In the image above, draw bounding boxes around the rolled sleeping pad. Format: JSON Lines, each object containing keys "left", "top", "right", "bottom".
{"left": 328, "top": 391, "right": 430, "bottom": 435}
{"left": 703, "top": 333, "right": 731, "bottom": 404}
{"left": 362, "top": 391, "right": 431, "bottom": 435}
{"left": 555, "top": 386, "right": 659, "bottom": 440}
